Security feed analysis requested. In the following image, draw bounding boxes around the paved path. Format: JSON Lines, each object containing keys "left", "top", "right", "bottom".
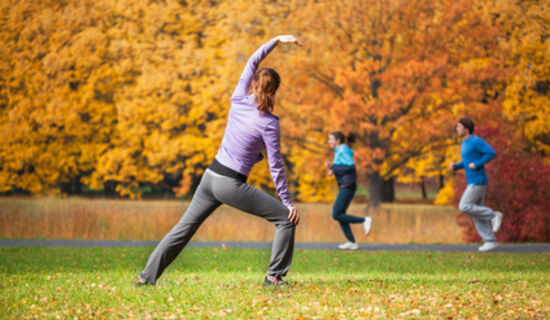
{"left": 1, "top": 239, "right": 549, "bottom": 253}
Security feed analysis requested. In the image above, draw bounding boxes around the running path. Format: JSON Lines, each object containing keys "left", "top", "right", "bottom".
{"left": 0, "top": 239, "right": 549, "bottom": 253}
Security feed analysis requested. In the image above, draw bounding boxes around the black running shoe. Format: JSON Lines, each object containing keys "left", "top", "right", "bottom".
{"left": 263, "top": 275, "right": 289, "bottom": 287}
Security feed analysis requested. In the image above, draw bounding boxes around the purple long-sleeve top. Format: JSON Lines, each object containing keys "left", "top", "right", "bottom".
{"left": 214, "top": 39, "right": 293, "bottom": 207}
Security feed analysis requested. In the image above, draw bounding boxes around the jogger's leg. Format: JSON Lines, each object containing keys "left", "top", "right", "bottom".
{"left": 472, "top": 186, "right": 497, "bottom": 242}
{"left": 209, "top": 171, "right": 295, "bottom": 278}
{"left": 332, "top": 187, "right": 364, "bottom": 224}
{"left": 338, "top": 221, "right": 355, "bottom": 243}
{"left": 458, "top": 185, "right": 496, "bottom": 243}
{"left": 458, "top": 185, "right": 496, "bottom": 219}
{"left": 332, "top": 187, "right": 363, "bottom": 242}
{"left": 140, "top": 174, "right": 221, "bottom": 284}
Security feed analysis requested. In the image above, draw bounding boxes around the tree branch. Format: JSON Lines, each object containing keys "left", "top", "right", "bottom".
{"left": 309, "top": 70, "right": 344, "bottom": 98}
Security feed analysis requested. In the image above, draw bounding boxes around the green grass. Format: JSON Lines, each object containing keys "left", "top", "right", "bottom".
{"left": 0, "top": 247, "right": 548, "bottom": 319}
{"left": 355, "top": 184, "right": 439, "bottom": 199}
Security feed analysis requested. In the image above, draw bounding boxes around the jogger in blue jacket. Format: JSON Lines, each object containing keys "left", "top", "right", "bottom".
{"left": 325, "top": 131, "right": 372, "bottom": 250}
{"left": 450, "top": 117, "right": 503, "bottom": 252}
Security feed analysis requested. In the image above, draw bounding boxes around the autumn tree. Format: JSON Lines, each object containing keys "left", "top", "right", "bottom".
{"left": 4, "top": 0, "right": 543, "bottom": 209}
{"left": 492, "top": 0, "right": 550, "bottom": 155}
{"left": 0, "top": 0, "right": 117, "bottom": 195}
{"left": 402, "top": 0, "right": 549, "bottom": 205}
{"left": 451, "top": 0, "right": 550, "bottom": 242}
{"left": 277, "top": 0, "right": 505, "bottom": 207}
{"left": 0, "top": 0, "right": 292, "bottom": 198}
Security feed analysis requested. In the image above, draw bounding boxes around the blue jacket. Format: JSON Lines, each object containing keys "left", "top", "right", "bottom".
{"left": 332, "top": 145, "right": 357, "bottom": 188}
{"left": 453, "top": 135, "right": 496, "bottom": 185}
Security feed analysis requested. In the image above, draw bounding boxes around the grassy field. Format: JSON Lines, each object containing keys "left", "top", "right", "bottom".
{"left": 0, "top": 197, "right": 464, "bottom": 243}
{"left": 0, "top": 246, "right": 548, "bottom": 319}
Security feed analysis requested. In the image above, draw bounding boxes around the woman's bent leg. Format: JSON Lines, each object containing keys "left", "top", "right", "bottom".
{"left": 209, "top": 171, "right": 295, "bottom": 278}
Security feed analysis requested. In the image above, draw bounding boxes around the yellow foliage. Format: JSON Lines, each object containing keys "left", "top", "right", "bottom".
{"left": 486, "top": 0, "right": 550, "bottom": 154}
{"left": 0, "top": 0, "right": 291, "bottom": 198}
{"left": 1, "top": 0, "right": 546, "bottom": 203}
{"left": 397, "top": 142, "right": 460, "bottom": 185}
{"left": 434, "top": 177, "right": 455, "bottom": 205}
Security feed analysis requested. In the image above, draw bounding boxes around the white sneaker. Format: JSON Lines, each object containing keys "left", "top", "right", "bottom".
{"left": 478, "top": 242, "right": 498, "bottom": 252}
{"left": 362, "top": 216, "right": 372, "bottom": 236}
{"left": 338, "top": 241, "right": 359, "bottom": 250}
{"left": 492, "top": 211, "right": 503, "bottom": 233}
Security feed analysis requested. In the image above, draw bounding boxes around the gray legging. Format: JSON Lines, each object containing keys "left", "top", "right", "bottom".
{"left": 140, "top": 169, "right": 295, "bottom": 284}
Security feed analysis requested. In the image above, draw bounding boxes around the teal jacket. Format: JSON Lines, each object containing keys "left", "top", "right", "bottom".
{"left": 332, "top": 145, "right": 357, "bottom": 188}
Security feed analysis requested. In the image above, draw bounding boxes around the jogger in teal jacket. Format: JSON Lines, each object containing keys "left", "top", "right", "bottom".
{"left": 325, "top": 131, "right": 372, "bottom": 250}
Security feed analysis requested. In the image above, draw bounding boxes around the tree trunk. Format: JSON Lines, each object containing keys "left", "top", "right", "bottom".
{"left": 61, "top": 176, "right": 82, "bottom": 195}
{"left": 420, "top": 176, "right": 427, "bottom": 199}
{"left": 439, "top": 174, "right": 445, "bottom": 189}
{"left": 368, "top": 172, "right": 395, "bottom": 208}
{"left": 104, "top": 181, "right": 117, "bottom": 196}
{"left": 382, "top": 176, "right": 395, "bottom": 202}
{"left": 368, "top": 172, "right": 383, "bottom": 208}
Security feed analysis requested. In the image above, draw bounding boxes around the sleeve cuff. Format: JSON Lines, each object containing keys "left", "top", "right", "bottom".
{"left": 282, "top": 198, "right": 293, "bottom": 207}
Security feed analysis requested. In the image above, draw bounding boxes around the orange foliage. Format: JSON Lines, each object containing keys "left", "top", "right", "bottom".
{"left": 0, "top": 0, "right": 545, "bottom": 204}
{"left": 276, "top": 0, "right": 506, "bottom": 205}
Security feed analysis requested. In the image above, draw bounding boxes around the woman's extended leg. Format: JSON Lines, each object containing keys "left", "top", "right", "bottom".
{"left": 139, "top": 173, "right": 221, "bottom": 284}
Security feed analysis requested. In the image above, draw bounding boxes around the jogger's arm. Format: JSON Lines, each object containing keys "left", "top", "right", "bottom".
{"left": 453, "top": 161, "right": 464, "bottom": 170}
{"left": 473, "top": 139, "right": 496, "bottom": 169}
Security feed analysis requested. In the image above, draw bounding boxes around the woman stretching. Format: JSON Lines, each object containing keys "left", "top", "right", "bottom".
{"left": 136, "top": 35, "right": 302, "bottom": 287}
{"left": 325, "top": 132, "right": 372, "bottom": 250}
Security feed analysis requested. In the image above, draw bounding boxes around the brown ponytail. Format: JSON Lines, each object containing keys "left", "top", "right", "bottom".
{"left": 346, "top": 132, "right": 356, "bottom": 145}
{"left": 330, "top": 131, "right": 357, "bottom": 145}
{"left": 252, "top": 67, "right": 280, "bottom": 113}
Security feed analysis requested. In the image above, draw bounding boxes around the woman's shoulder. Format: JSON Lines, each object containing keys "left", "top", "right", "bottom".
{"left": 336, "top": 144, "right": 353, "bottom": 153}
{"left": 260, "top": 111, "right": 280, "bottom": 124}
{"left": 467, "top": 135, "right": 486, "bottom": 146}
{"left": 231, "top": 93, "right": 254, "bottom": 104}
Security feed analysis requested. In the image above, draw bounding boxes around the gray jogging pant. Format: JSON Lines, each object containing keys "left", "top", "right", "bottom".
{"left": 458, "top": 184, "right": 497, "bottom": 243}
{"left": 140, "top": 169, "right": 295, "bottom": 284}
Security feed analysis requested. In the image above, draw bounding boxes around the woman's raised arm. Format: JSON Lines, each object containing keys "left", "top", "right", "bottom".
{"left": 231, "top": 35, "right": 302, "bottom": 100}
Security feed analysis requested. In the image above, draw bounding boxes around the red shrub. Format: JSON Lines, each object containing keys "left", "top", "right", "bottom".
{"left": 453, "top": 126, "right": 550, "bottom": 242}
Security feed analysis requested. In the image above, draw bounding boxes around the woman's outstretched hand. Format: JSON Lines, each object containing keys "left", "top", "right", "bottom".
{"left": 275, "top": 35, "right": 303, "bottom": 47}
